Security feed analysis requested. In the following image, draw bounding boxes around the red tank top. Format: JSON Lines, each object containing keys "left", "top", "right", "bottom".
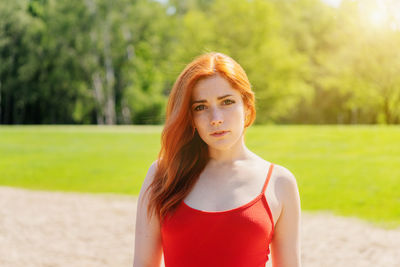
{"left": 161, "top": 163, "right": 275, "bottom": 267}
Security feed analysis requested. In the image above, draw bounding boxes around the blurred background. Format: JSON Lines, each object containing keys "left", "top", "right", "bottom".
{"left": 1, "top": 0, "right": 400, "bottom": 266}
{"left": 1, "top": 0, "right": 399, "bottom": 125}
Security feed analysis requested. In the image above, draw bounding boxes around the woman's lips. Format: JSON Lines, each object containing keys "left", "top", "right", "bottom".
{"left": 211, "top": 131, "right": 229, "bottom": 137}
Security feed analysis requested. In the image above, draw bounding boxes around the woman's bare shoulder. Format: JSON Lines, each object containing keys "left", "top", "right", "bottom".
{"left": 273, "top": 164, "right": 297, "bottom": 182}
{"left": 271, "top": 163, "right": 301, "bottom": 206}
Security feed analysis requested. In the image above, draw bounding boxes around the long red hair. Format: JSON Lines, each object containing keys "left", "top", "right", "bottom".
{"left": 144, "top": 52, "right": 256, "bottom": 223}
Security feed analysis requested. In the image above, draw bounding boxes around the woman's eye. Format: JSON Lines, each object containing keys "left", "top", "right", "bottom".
{"left": 194, "top": 105, "right": 205, "bottom": 111}
{"left": 223, "top": 99, "right": 235, "bottom": 105}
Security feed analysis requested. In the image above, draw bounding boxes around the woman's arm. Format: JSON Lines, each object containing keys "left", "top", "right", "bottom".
{"left": 133, "top": 160, "right": 163, "bottom": 267}
{"left": 270, "top": 167, "right": 302, "bottom": 267}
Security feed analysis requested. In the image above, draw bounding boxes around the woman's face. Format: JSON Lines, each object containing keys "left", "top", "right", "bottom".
{"left": 191, "top": 74, "right": 248, "bottom": 150}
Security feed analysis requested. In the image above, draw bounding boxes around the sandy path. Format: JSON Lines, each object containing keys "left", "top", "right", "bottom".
{"left": 0, "top": 186, "right": 399, "bottom": 267}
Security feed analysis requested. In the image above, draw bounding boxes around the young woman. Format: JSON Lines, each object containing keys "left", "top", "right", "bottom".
{"left": 133, "top": 52, "right": 301, "bottom": 267}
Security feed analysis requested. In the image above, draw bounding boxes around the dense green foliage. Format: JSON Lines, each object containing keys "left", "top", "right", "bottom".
{"left": 1, "top": 0, "right": 399, "bottom": 124}
{"left": 0, "top": 125, "right": 399, "bottom": 229}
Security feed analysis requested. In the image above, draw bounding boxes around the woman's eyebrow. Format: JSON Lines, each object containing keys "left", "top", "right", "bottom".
{"left": 191, "top": 94, "right": 233, "bottom": 105}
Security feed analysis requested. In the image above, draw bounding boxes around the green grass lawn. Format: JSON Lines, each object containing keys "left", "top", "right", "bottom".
{"left": 0, "top": 125, "right": 399, "bottom": 229}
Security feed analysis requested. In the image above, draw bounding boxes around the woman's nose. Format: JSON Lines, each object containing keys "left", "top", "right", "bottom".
{"left": 210, "top": 108, "right": 223, "bottom": 126}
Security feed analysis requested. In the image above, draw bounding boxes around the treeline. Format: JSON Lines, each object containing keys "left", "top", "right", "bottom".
{"left": 1, "top": 0, "right": 399, "bottom": 125}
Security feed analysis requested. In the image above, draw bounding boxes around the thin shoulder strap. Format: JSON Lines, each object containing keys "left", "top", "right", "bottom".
{"left": 261, "top": 163, "right": 274, "bottom": 194}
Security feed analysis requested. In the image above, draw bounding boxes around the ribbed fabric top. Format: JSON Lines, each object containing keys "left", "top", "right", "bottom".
{"left": 161, "top": 163, "right": 275, "bottom": 267}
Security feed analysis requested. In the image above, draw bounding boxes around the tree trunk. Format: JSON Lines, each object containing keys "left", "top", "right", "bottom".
{"left": 103, "top": 19, "right": 116, "bottom": 125}
{"left": 92, "top": 71, "right": 104, "bottom": 125}
{"left": 121, "top": 99, "right": 132, "bottom": 124}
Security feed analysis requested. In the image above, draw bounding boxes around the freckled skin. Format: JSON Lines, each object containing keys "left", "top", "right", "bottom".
{"left": 191, "top": 74, "right": 249, "bottom": 155}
